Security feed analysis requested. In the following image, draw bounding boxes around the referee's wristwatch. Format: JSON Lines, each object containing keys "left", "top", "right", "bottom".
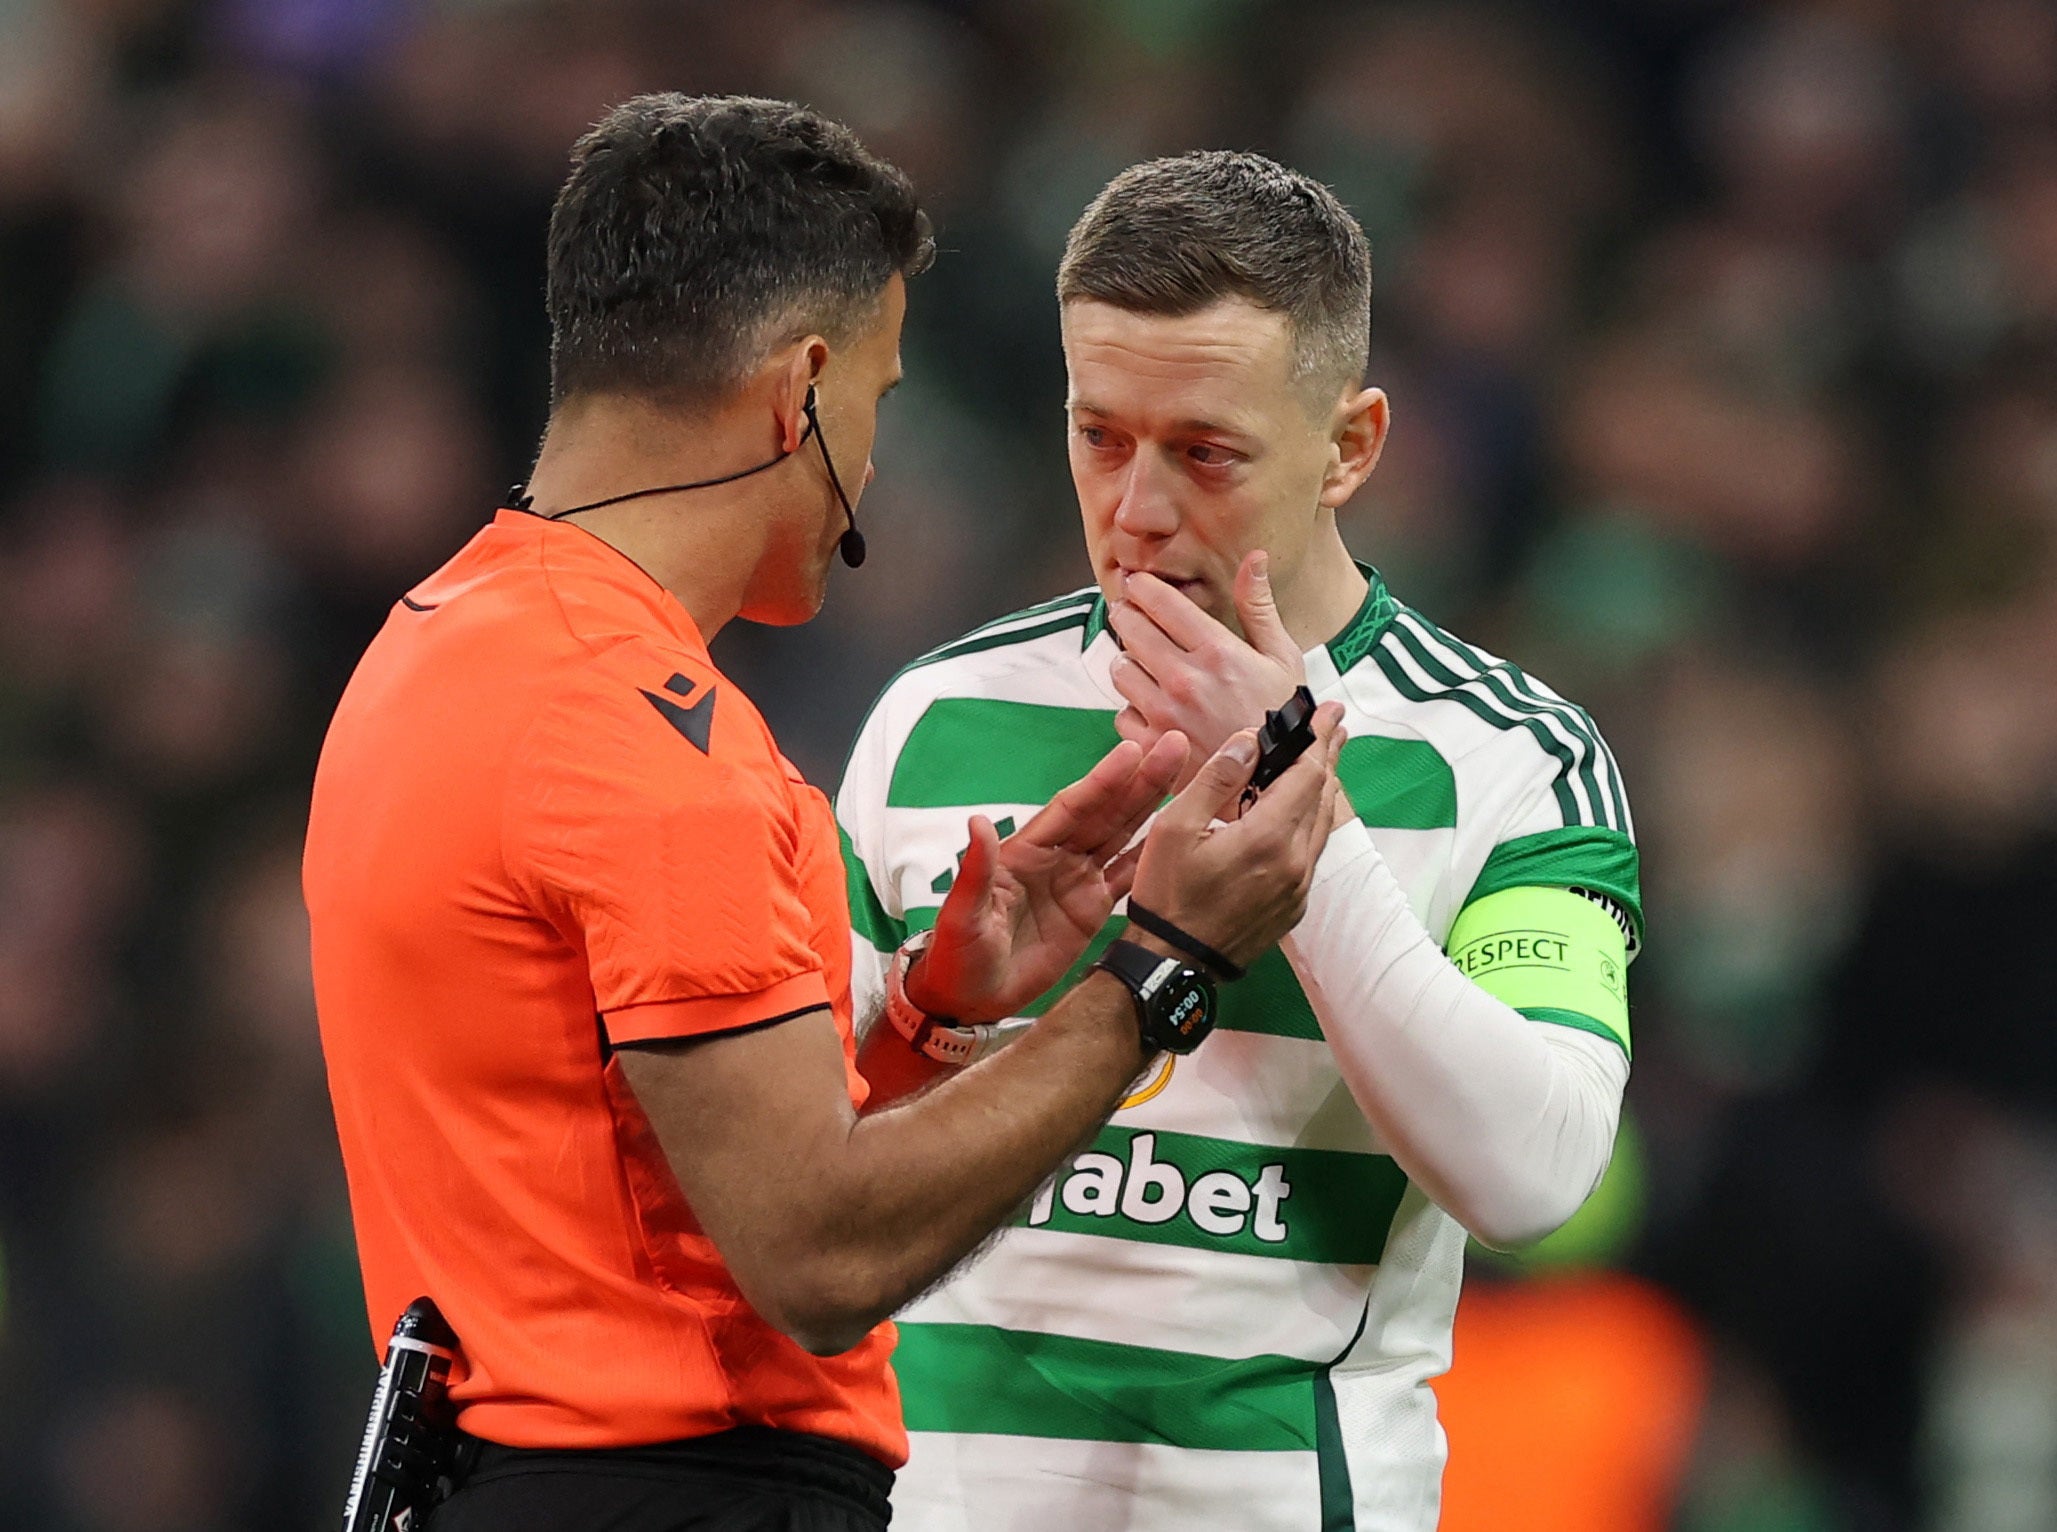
{"left": 885, "top": 932, "right": 1021, "bottom": 1067}
{"left": 1095, "top": 938, "right": 1218, "bottom": 1056}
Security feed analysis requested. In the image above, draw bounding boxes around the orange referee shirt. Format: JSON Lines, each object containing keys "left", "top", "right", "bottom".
{"left": 304, "top": 507, "right": 903, "bottom": 1464}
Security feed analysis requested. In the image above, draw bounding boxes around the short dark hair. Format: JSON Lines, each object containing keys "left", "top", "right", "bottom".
{"left": 1058, "top": 152, "right": 1372, "bottom": 405}
{"left": 546, "top": 94, "right": 933, "bottom": 405}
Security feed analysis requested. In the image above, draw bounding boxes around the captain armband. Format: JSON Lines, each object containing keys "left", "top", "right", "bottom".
{"left": 1445, "top": 886, "right": 1632, "bottom": 1058}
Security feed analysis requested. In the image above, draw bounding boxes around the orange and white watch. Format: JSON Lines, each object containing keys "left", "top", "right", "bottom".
{"left": 885, "top": 932, "right": 1025, "bottom": 1067}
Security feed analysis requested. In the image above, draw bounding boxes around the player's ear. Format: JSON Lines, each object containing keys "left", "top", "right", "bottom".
{"left": 1321, "top": 387, "right": 1388, "bottom": 509}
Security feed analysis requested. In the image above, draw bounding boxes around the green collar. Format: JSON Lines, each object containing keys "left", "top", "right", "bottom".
{"left": 1081, "top": 593, "right": 1111, "bottom": 648}
{"left": 1081, "top": 561, "right": 1396, "bottom": 667}
{"left": 1325, "top": 561, "right": 1398, "bottom": 673}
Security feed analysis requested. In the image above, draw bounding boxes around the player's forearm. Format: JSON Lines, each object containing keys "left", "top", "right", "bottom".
{"left": 1280, "top": 821, "right": 1627, "bottom": 1249}
{"left": 783, "top": 976, "right": 1145, "bottom": 1347}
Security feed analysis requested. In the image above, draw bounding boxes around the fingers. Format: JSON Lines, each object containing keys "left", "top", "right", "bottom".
{"left": 1027, "top": 727, "right": 1183, "bottom": 860}
{"left": 1106, "top": 600, "right": 1189, "bottom": 684}
{"left": 1134, "top": 728, "right": 1188, "bottom": 800}
{"left": 1109, "top": 726, "right": 1187, "bottom": 858}
{"left": 1103, "top": 839, "right": 1144, "bottom": 902}
{"left": 937, "top": 813, "right": 1001, "bottom": 933}
{"left": 1108, "top": 650, "right": 1171, "bottom": 719}
{"left": 1236, "top": 702, "right": 1345, "bottom": 836}
{"left": 1232, "top": 551, "right": 1299, "bottom": 666}
{"left": 1021, "top": 737, "right": 1142, "bottom": 850}
{"left": 1123, "top": 571, "right": 1229, "bottom": 651}
{"left": 1090, "top": 728, "right": 1186, "bottom": 865}
{"left": 1292, "top": 721, "right": 1348, "bottom": 873}
{"left": 1155, "top": 728, "right": 1260, "bottom": 837}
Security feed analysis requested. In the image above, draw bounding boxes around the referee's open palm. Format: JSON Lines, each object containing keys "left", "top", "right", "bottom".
{"left": 912, "top": 731, "right": 1190, "bottom": 1024}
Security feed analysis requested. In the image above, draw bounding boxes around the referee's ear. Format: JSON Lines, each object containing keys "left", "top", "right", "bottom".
{"left": 769, "top": 337, "right": 831, "bottom": 452}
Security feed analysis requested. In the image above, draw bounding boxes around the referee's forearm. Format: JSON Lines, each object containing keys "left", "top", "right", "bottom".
{"left": 793, "top": 975, "right": 1145, "bottom": 1347}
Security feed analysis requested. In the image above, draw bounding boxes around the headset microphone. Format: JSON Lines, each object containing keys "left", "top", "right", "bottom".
{"left": 802, "top": 388, "right": 866, "bottom": 569}
{"left": 521, "top": 385, "right": 867, "bottom": 569}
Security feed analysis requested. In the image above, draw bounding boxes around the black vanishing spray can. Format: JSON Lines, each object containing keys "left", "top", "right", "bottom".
{"left": 342, "top": 1297, "right": 459, "bottom": 1532}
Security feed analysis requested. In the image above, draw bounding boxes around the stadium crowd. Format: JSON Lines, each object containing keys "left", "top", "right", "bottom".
{"left": 0, "top": 0, "right": 2054, "bottom": 1527}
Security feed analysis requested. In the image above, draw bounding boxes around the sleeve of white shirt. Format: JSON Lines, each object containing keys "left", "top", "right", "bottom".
{"left": 836, "top": 691, "right": 908, "bottom": 1045}
{"left": 1279, "top": 818, "right": 1628, "bottom": 1250}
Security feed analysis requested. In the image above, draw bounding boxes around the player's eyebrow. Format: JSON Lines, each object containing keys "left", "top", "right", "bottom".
{"left": 1170, "top": 414, "right": 1255, "bottom": 439}
{"left": 1068, "top": 400, "right": 1252, "bottom": 437}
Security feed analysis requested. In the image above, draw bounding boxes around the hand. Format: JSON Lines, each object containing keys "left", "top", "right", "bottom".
{"left": 910, "top": 731, "right": 1189, "bottom": 1024}
{"left": 1127, "top": 702, "right": 1347, "bottom": 972}
{"left": 1107, "top": 551, "right": 1305, "bottom": 784}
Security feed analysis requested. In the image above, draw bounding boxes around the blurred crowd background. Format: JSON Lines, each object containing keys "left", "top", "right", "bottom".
{"left": 2, "top": 0, "right": 2055, "bottom": 1527}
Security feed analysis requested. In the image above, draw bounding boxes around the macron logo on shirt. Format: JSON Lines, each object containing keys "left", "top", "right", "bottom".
{"left": 640, "top": 673, "right": 716, "bottom": 753}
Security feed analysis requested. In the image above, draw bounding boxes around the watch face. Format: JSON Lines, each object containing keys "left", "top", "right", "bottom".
{"left": 1151, "top": 966, "right": 1216, "bottom": 1054}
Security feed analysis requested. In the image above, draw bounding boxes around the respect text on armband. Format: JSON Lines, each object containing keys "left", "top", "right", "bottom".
{"left": 1449, "top": 928, "right": 1572, "bottom": 979}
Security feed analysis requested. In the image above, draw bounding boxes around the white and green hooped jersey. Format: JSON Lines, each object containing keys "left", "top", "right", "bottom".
{"left": 836, "top": 570, "right": 1640, "bottom": 1532}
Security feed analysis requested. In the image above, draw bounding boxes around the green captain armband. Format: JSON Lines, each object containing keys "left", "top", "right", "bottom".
{"left": 1446, "top": 886, "right": 1631, "bottom": 1057}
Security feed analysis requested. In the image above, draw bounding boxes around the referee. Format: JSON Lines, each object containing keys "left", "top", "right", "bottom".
{"left": 304, "top": 96, "right": 1344, "bottom": 1532}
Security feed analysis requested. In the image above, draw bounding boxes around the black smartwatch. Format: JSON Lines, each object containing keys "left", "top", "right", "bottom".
{"left": 1095, "top": 938, "right": 1218, "bottom": 1056}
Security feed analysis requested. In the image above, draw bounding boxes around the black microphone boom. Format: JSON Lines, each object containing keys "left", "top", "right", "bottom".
{"left": 804, "top": 391, "right": 865, "bottom": 568}
{"left": 518, "top": 385, "right": 868, "bottom": 572}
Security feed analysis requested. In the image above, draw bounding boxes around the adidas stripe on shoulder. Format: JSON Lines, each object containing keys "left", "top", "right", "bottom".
{"left": 901, "top": 588, "right": 1099, "bottom": 675}
{"left": 1369, "top": 608, "right": 1630, "bottom": 835}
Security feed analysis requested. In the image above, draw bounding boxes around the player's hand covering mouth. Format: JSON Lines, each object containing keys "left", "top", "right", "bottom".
{"left": 1113, "top": 565, "right": 1203, "bottom": 597}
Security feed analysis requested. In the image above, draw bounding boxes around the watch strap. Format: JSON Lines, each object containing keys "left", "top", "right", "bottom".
{"left": 1095, "top": 938, "right": 1216, "bottom": 1056}
{"left": 1123, "top": 901, "right": 1246, "bottom": 982}
{"left": 885, "top": 934, "right": 1022, "bottom": 1067}
{"left": 1095, "top": 936, "right": 1185, "bottom": 1004}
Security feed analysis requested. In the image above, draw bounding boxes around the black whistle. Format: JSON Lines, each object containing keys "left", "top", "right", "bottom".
{"left": 342, "top": 1297, "right": 460, "bottom": 1532}
{"left": 1244, "top": 685, "right": 1319, "bottom": 800}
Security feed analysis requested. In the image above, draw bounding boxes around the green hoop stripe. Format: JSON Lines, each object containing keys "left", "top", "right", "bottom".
{"left": 1336, "top": 735, "right": 1456, "bottom": 828}
{"left": 1016, "top": 1123, "right": 1408, "bottom": 1265}
{"left": 838, "top": 823, "right": 905, "bottom": 954}
{"left": 834, "top": 593, "right": 1097, "bottom": 797}
{"left": 894, "top": 1322, "right": 1322, "bottom": 1451}
{"left": 1462, "top": 826, "right": 1642, "bottom": 940}
{"left": 886, "top": 701, "right": 1461, "bottom": 828}
{"left": 900, "top": 908, "right": 1328, "bottom": 1042}
{"left": 888, "top": 700, "right": 1122, "bottom": 808}
{"left": 1519, "top": 1006, "right": 1630, "bottom": 1056}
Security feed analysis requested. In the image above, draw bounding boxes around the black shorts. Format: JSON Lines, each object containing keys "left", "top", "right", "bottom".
{"left": 427, "top": 1425, "right": 895, "bottom": 1532}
